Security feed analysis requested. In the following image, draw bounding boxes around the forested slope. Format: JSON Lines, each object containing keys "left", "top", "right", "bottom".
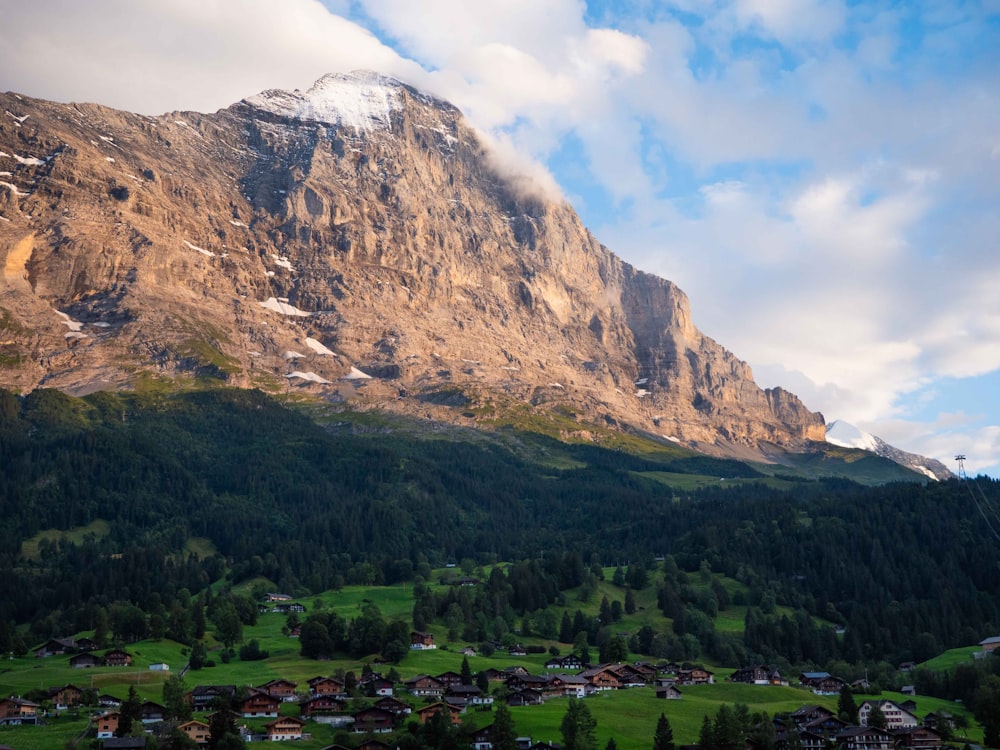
{"left": 1, "top": 386, "right": 997, "bottom": 668}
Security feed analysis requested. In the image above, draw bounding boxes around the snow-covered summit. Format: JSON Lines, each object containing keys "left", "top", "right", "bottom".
{"left": 825, "top": 420, "right": 879, "bottom": 451}
{"left": 825, "top": 419, "right": 953, "bottom": 481}
{"left": 244, "top": 71, "right": 410, "bottom": 132}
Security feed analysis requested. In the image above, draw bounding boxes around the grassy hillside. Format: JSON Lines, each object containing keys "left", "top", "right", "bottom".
{"left": 0, "top": 625, "right": 981, "bottom": 750}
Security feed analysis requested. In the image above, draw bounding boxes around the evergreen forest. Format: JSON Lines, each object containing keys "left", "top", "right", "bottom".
{"left": 2, "top": 385, "right": 999, "bottom": 678}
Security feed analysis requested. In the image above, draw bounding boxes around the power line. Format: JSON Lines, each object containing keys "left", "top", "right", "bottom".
{"left": 956, "top": 455, "right": 1000, "bottom": 542}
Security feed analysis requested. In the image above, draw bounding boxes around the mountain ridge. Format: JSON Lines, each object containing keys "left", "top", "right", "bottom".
{"left": 3, "top": 71, "right": 830, "bottom": 461}
{"left": 826, "top": 419, "right": 953, "bottom": 481}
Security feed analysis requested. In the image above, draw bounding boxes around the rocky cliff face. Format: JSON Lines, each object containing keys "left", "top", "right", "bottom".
{"left": 0, "top": 72, "right": 826, "bottom": 455}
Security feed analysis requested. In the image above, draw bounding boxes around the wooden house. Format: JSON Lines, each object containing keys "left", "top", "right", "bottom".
{"left": 103, "top": 649, "right": 133, "bottom": 667}
{"left": 352, "top": 706, "right": 396, "bottom": 734}
{"left": 258, "top": 678, "right": 298, "bottom": 701}
{"left": 240, "top": 688, "right": 279, "bottom": 718}
{"left": 94, "top": 711, "right": 120, "bottom": 739}
{"left": 264, "top": 715, "right": 306, "bottom": 741}
{"left": 178, "top": 720, "right": 211, "bottom": 745}
{"left": 410, "top": 631, "right": 436, "bottom": 650}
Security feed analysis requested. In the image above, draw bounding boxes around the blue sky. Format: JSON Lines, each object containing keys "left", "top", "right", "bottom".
{"left": 1, "top": 0, "right": 998, "bottom": 475}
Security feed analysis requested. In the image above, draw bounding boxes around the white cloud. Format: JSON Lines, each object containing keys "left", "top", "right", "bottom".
{"left": 0, "top": 0, "right": 418, "bottom": 115}
{"left": 732, "top": 0, "right": 847, "bottom": 44}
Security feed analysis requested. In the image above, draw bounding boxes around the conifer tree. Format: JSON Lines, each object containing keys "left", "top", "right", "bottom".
{"left": 461, "top": 655, "right": 473, "bottom": 685}
{"left": 654, "top": 712, "right": 675, "bottom": 750}
{"left": 561, "top": 698, "right": 598, "bottom": 750}
{"left": 837, "top": 685, "right": 858, "bottom": 724}
{"left": 117, "top": 686, "right": 141, "bottom": 737}
{"left": 699, "top": 715, "right": 715, "bottom": 750}
{"left": 491, "top": 703, "right": 518, "bottom": 750}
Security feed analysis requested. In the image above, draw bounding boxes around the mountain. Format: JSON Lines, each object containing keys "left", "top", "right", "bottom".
{"left": 826, "top": 419, "right": 953, "bottom": 480}
{"left": 1, "top": 71, "right": 828, "bottom": 460}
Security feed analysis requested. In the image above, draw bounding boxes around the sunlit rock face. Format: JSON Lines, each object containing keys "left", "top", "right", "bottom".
{"left": 0, "top": 72, "right": 824, "bottom": 456}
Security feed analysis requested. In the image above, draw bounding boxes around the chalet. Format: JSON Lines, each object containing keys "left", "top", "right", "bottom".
{"left": 99, "top": 694, "right": 122, "bottom": 708}
{"left": 482, "top": 668, "right": 507, "bottom": 682}
{"left": 404, "top": 674, "right": 445, "bottom": 698}
{"left": 609, "top": 663, "right": 650, "bottom": 687}
{"left": 240, "top": 688, "right": 280, "bottom": 718}
{"left": 352, "top": 707, "right": 396, "bottom": 734}
{"left": 300, "top": 694, "right": 348, "bottom": 718}
{"left": 676, "top": 667, "right": 714, "bottom": 685}
{"left": 273, "top": 602, "right": 306, "bottom": 614}
{"left": 33, "top": 637, "right": 76, "bottom": 658}
{"left": 505, "top": 674, "right": 551, "bottom": 693}
{"left": 308, "top": 676, "right": 345, "bottom": 696}
{"left": 460, "top": 646, "right": 478, "bottom": 657}
{"left": 75, "top": 636, "right": 98, "bottom": 651}
{"left": 859, "top": 700, "right": 919, "bottom": 729}
{"left": 140, "top": 700, "right": 166, "bottom": 723}
{"left": 851, "top": 678, "right": 871, "bottom": 691}
{"left": 447, "top": 684, "right": 489, "bottom": 705}
{"left": 264, "top": 715, "right": 306, "bottom": 741}
{"left": 790, "top": 706, "right": 836, "bottom": 727}
{"left": 731, "top": 665, "right": 785, "bottom": 686}
{"left": 508, "top": 644, "right": 527, "bottom": 656}
{"left": 471, "top": 725, "right": 493, "bottom": 750}
{"left": 436, "top": 670, "right": 464, "bottom": 688}
{"left": 259, "top": 678, "right": 298, "bottom": 701}
{"left": 103, "top": 648, "right": 133, "bottom": 667}
{"left": 545, "top": 654, "right": 583, "bottom": 671}
{"left": 979, "top": 636, "right": 1000, "bottom": 652}
{"left": 178, "top": 719, "right": 211, "bottom": 745}
{"left": 186, "top": 685, "right": 237, "bottom": 710}
{"left": 0, "top": 696, "right": 39, "bottom": 725}
{"left": 374, "top": 696, "right": 413, "bottom": 716}
{"left": 411, "top": 631, "right": 437, "bottom": 650}
{"left": 503, "top": 665, "right": 530, "bottom": 677}
{"left": 922, "top": 711, "right": 954, "bottom": 731}
{"left": 801, "top": 715, "right": 850, "bottom": 736}
{"left": 656, "top": 685, "right": 683, "bottom": 700}
{"left": 901, "top": 699, "right": 918, "bottom": 713}
{"left": 48, "top": 684, "right": 83, "bottom": 709}
{"left": 550, "top": 674, "right": 589, "bottom": 698}
{"left": 367, "top": 677, "right": 394, "bottom": 697}
{"left": 579, "top": 665, "right": 623, "bottom": 691}
{"left": 506, "top": 689, "right": 543, "bottom": 706}
{"left": 94, "top": 710, "right": 120, "bottom": 739}
{"left": 70, "top": 652, "right": 102, "bottom": 668}
{"left": 797, "top": 727, "right": 830, "bottom": 750}
{"left": 837, "top": 726, "right": 893, "bottom": 750}
{"left": 800, "top": 672, "right": 846, "bottom": 694}
{"left": 416, "top": 702, "right": 462, "bottom": 725}
{"left": 892, "top": 726, "right": 944, "bottom": 749}
{"left": 632, "top": 662, "right": 658, "bottom": 682}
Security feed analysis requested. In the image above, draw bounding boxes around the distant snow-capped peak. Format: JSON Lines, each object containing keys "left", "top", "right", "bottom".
{"left": 825, "top": 419, "right": 952, "bottom": 481}
{"left": 244, "top": 71, "right": 407, "bottom": 132}
{"left": 825, "top": 420, "right": 880, "bottom": 451}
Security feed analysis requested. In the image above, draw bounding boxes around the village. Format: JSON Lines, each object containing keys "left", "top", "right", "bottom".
{"left": 1, "top": 625, "right": 980, "bottom": 750}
